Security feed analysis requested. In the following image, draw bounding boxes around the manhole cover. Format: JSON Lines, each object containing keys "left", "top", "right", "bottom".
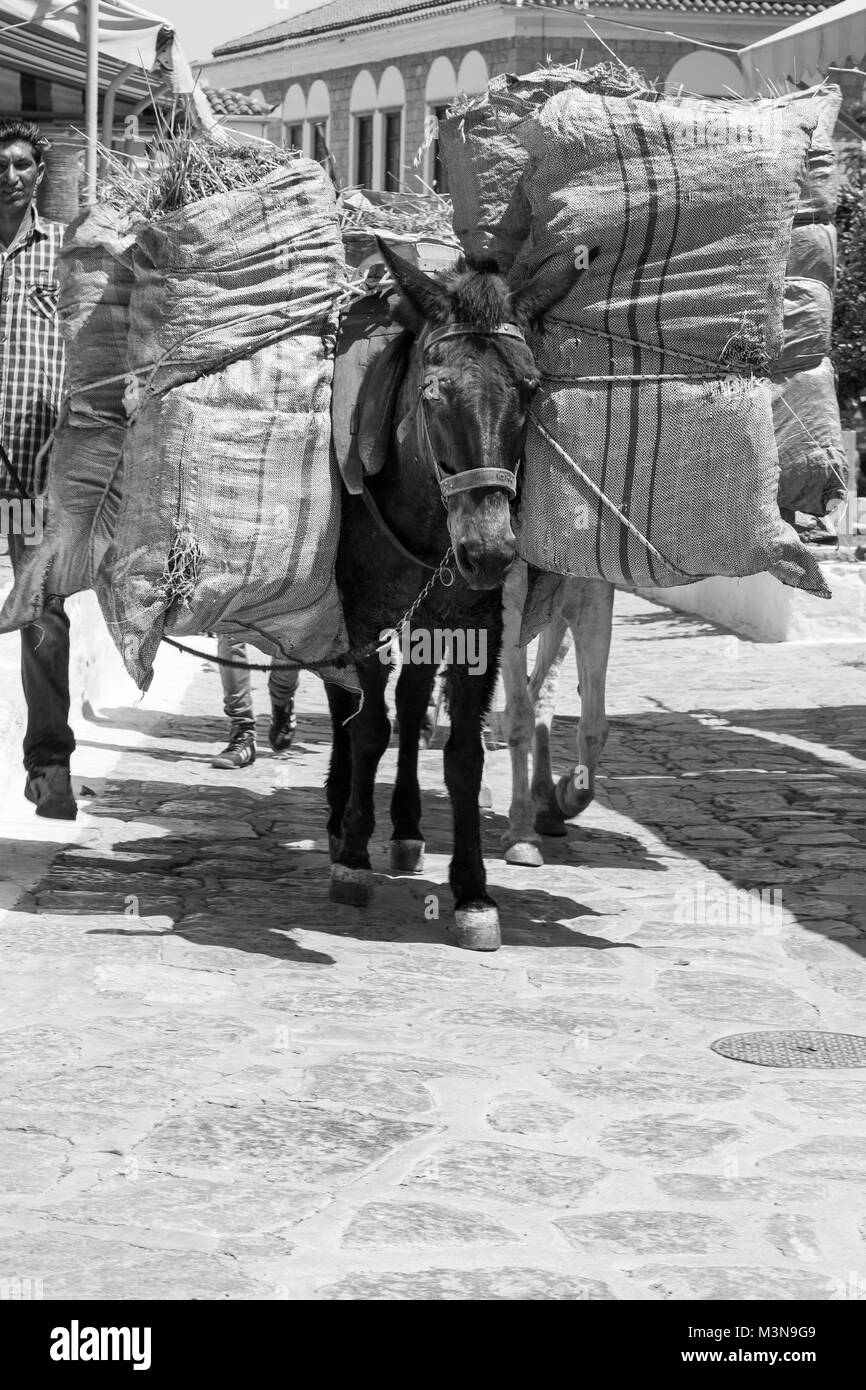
{"left": 711, "top": 1031, "right": 866, "bottom": 1069}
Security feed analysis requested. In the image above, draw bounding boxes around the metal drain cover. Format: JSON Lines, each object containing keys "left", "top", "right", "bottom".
{"left": 711, "top": 1031, "right": 866, "bottom": 1069}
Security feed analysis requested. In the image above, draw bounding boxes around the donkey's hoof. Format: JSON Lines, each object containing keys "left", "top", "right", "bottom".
{"left": 553, "top": 773, "right": 593, "bottom": 821}
{"left": 328, "top": 833, "right": 342, "bottom": 862}
{"left": 329, "top": 864, "right": 373, "bottom": 907}
{"left": 536, "top": 805, "right": 569, "bottom": 838}
{"left": 504, "top": 841, "right": 544, "bottom": 867}
{"left": 447, "top": 905, "right": 501, "bottom": 952}
{"left": 478, "top": 782, "right": 493, "bottom": 810}
{"left": 390, "top": 839, "right": 425, "bottom": 873}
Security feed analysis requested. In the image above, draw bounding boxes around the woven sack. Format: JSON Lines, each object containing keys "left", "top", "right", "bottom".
{"left": 439, "top": 63, "right": 649, "bottom": 272}
{"left": 775, "top": 359, "right": 847, "bottom": 517}
{"left": 103, "top": 159, "right": 352, "bottom": 691}
{"left": 776, "top": 92, "right": 844, "bottom": 516}
{"left": 787, "top": 222, "right": 836, "bottom": 286}
{"left": 510, "top": 89, "right": 827, "bottom": 596}
{"left": 778, "top": 278, "right": 833, "bottom": 372}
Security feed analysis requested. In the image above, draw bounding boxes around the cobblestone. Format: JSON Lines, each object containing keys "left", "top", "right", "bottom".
{"left": 1, "top": 590, "right": 865, "bottom": 1299}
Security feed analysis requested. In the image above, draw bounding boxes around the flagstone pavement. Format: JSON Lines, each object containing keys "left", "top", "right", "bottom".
{"left": 1, "top": 588, "right": 866, "bottom": 1301}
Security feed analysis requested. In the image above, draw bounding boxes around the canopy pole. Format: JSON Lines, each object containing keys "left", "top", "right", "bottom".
{"left": 85, "top": 0, "right": 99, "bottom": 203}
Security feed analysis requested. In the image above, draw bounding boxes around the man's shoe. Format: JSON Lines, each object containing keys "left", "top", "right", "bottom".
{"left": 269, "top": 701, "right": 297, "bottom": 756}
{"left": 211, "top": 728, "right": 256, "bottom": 769}
{"left": 24, "top": 766, "right": 78, "bottom": 820}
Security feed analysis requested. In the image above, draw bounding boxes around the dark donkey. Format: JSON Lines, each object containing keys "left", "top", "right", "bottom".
{"left": 324, "top": 242, "right": 581, "bottom": 951}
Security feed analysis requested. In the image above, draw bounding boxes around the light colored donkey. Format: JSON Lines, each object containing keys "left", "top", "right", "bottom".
{"left": 497, "top": 561, "right": 615, "bottom": 867}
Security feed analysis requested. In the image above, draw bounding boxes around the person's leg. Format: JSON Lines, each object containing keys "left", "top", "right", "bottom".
{"left": 212, "top": 635, "right": 256, "bottom": 768}
{"left": 9, "top": 533, "right": 77, "bottom": 819}
{"left": 217, "top": 635, "right": 255, "bottom": 730}
{"left": 267, "top": 659, "right": 299, "bottom": 755}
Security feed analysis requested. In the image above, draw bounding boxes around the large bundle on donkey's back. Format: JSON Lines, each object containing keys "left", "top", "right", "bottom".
{"left": 511, "top": 89, "right": 827, "bottom": 593}
{"left": 96, "top": 152, "right": 352, "bottom": 690}
{"left": 439, "top": 69, "right": 835, "bottom": 593}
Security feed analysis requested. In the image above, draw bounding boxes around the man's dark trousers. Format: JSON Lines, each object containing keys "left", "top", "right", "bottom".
{"left": 7, "top": 530, "right": 74, "bottom": 772}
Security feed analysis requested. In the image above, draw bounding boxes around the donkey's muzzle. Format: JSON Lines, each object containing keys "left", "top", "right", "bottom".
{"left": 454, "top": 535, "right": 516, "bottom": 589}
{"left": 448, "top": 486, "right": 516, "bottom": 589}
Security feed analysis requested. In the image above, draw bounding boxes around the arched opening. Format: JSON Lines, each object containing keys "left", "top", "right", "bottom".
{"left": 378, "top": 65, "right": 406, "bottom": 192}
{"left": 349, "top": 69, "right": 377, "bottom": 187}
{"left": 425, "top": 56, "right": 457, "bottom": 193}
{"left": 457, "top": 50, "right": 489, "bottom": 96}
{"left": 665, "top": 51, "right": 746, "bottom": 98}
{"left": 306, "top": 78, "right": 331, "bottom": 164}
{"left": 282, "top": 83, "right": 306, "bottom": 152}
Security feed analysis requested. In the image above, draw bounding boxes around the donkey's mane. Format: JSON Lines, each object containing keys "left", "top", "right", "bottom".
{"left": 438, "top": 254, "right": 512, "bottom": 331}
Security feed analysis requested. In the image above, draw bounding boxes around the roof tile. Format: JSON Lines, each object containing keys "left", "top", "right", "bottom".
{"left": 213, "top": 0, "right": 842, "bottom": 57}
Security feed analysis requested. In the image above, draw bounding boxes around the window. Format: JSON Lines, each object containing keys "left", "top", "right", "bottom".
{"left": 313, "top": 120, "right": 329, "bottom": 164}
{"left": 431, "top": 103, "right": 449, "bottom": 195}
{"left": 287, "top": 123, "right": 303, "bottom": 151}
{"left": 20, "top": 73, "right": 52, "bottom": 114}
{"left": 383, "top": 110, "right": 402, "bottom": 192}
{"left": 355, "top": 114, "right": 373, "bottom": 187}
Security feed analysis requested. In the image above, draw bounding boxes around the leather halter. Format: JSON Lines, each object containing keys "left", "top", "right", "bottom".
{"left": 398, "top": 320, "right": 530, "bottom": 503}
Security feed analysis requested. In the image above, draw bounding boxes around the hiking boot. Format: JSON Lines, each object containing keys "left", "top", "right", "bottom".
{"left": 269, "top": 700, "right": 297, "bottom": 756}
{"left": 24, "top": 766, "right": 78, "bottom": 820}
{"left": 212, "top": 727, "right": 256, "bottom": 769}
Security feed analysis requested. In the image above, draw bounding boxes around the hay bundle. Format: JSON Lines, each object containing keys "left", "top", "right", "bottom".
{"left": 338, "top": 188, "right": 459, "bottom": 287}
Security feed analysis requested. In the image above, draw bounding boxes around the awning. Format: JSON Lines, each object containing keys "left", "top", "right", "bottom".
{"left": 0, "top": 3, "right": 232, "bottom": 199}
{"left": 739, "top": 0, "right": 866, "bottom": 92}
{"left": 0, "top": 1, "right": 170, "bottom": 93}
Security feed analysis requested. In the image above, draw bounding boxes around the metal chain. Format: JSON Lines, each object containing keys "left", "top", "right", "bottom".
{"left": 161, "top": 546, "right": 456, "bottom": 673}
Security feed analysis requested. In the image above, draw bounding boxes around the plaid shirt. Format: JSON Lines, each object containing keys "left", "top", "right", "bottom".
{"left": 0, "top": 208, "right": 65, "bottom": 499}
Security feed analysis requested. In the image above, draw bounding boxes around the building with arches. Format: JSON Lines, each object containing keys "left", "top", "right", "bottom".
{"left": 201, "top": 0, "right": 850, "bottom": 193}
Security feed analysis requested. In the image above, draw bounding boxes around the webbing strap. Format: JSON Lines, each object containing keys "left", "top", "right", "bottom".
{"left": 438, "top": 466, "right": 518, "bottom": 498}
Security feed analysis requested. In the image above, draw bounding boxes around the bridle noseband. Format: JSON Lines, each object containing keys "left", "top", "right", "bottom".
{"left": 398, "top": 320, "right": 531, "bottom": 504}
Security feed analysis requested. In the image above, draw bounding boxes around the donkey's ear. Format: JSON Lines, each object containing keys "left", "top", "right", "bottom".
{"left": 376, "top": 237, "right": 450, "bottom": 332}
{"left": 511, "top": 248, "right": 599, "bottom": 330}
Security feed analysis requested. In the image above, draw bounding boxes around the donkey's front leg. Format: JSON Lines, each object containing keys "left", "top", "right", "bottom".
{"left": 325, "top": 681, "right": 356, "bottom": 861}
{"left": 330, "top": 656, "right": 391, "bottom": 907}
{"left": 444, "top": 657, "right": 500, "bottom": 951}
{"left": 390, "top": 661, "right": 436, "bottom": 873}
{"left": 499, "top": 561, "right": 542, "bottom": 867}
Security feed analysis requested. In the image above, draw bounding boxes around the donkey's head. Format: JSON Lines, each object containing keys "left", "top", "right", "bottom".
{"left": 378, "top": 241, "right": 585, "bottom": 589}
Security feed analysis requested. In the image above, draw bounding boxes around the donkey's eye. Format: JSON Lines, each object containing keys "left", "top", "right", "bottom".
{"left": 523, "top": 375, "right": 541, "bottom": 395}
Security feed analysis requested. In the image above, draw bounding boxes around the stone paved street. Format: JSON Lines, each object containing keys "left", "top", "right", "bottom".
{"left": 1, "top": 589, "right": 865, "bottom": 1301}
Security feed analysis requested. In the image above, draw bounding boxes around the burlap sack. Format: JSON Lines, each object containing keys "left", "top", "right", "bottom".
{"left": 510, "top": 89, "right": 827, "bottom": 595}
{"left": 59, "top": 205, "right": 137, "bottom": 424}
{"left": 775, "top": 359, "right": 847, "bottom": 516}
{"left": 778, "top": 278, "right": 833, "bottom": 372}
{"left": 439, "top": 64, "right": 649, "bottom": 272}
{"left": 772, "top": 91, "right": 844, "bottom": 516}
{"left": 775, "top": 87, "right": 842, "bottom": 224}
{"left": 787, "top": 223, "right": 836, "bottom": 287}
{"left": 105, "top": 159, "right": 352, "bottom": 691}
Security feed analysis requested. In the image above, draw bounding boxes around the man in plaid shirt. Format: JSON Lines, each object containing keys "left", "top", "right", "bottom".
{"left": 0, "top": 119, "right": 76, "bottom": 819}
